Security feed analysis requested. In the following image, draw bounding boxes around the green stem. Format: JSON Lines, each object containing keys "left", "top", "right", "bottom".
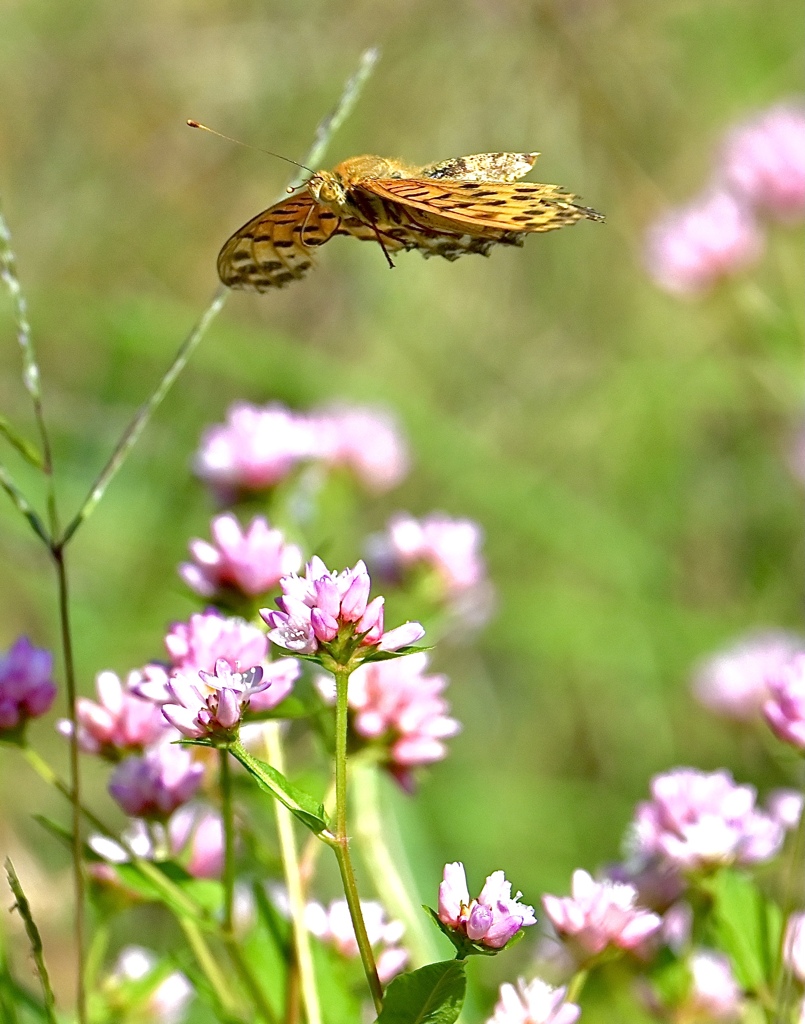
{"left": 333, "top": 666, "right": 383, "bottom": 1013}
{"left": 262, "top": 722, "right": 322, "bottom": 1024}
{"left": 565, "top": 969, "right": 589, "bottom": 1004}
{"left": 178, "top": 917, "right": 241, "bottom": 1019}
{"left": 222, "top": 935, "right": 278, "bottom": 1024}
{"left": 219, "top": 748, "right": 236, "bottom": 934}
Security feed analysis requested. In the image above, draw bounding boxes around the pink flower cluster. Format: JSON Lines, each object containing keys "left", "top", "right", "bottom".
{"left": 687, "top": 950, "right": 742, "bottom": 1021}
{"left": 304, "top": 898, "right": 409, "bottom": 984}
{"left": 60, "top": 670, "right": 167, "bottom": 759}
{"left": 180, "top": 513, "right": 301, "bottom": 601}
{"left": 194, "top": 401, "right": 408, "bottom": 500}
{"left": 108, "top": 946, "right": 193, "bottom": 1024}
{"left": 632, "top": 768, "right": 785, "bottom": 872}
{"left": 108, "top": 744, "right": 204, "bottom": 820}
{"left": 645, "top": 101, "right": 805, "bottom": 296}
{"left": 318, "top": 653, "right": 460, "bottom": 790}
{"left": 785, "top": 912, "right": 805, "bottom": 984}
{"left": 0, "top": 637, "right": 56, "bottom": 737}
{"left": 541, "top": 869, "right": 662, "bottom": 964}
{"left": 486, "top": 979, "right": 580, "bottom": 1024}
{"left": 158, "top": 661, "right": 271, "bottom": 741}
{"left": 763, "top": 652, "right": 805, "bottom": 750}
{"left": 380, "top": 513, "right": 487, "bottom": 595}
{"left": 262, "top": 557, "right": 424, "bottom": 659}
{"left": 438, "top": 862, "right": 537, "bottom": 949}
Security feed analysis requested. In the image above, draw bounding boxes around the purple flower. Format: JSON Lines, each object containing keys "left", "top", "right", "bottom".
{"left": 0, "top": 637, "right": 57, "bottom": 738}
{"left": 262, "top": 557, "right": 424, "bottom": 661}
{"left": 168, "top": 804, "right": 224, "bottom": 879}
{"left": 437, "top": 862, "right": 536, "bottom": 949}
{"left": 722, "top": 103, "right": 805, "bottom": 222}
{"left": 160, "top": 660, "right": 271, "bottom": 740}
{"left": 763, "top": 652, "right": 805, "bottom": 750}
{"left": 692, "top": 631, "right": 804, "bottom": 722}
{"left": 108, "top": 744, "right": 204, "bottom": 819}
{"left": 304, "top": 898, "right": 409, "bottom": 984}
{"left": 644, "top": 189, "right": 763, "bottom": 297}
{"left": 688, "top": 950, "right": 742, "bottom": 1020}
{"left": 180, "top": 514, "right": 302, "bottom": 600}
{"left": 58, "top": 670, "right": 167, "bottom": 759}
{"left": 486, "top": 978, "right": 581, "bottom": 1024}
{"left": 631, "top": 768, "right": 785, "bottom": 872}
{"left": 542, "top": 870, "right": 662, "bottom": 964}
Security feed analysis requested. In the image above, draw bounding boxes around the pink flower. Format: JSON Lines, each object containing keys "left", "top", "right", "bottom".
{"left": 784, "top": 912, "right": 805, "bottom": 983}
{"left": 180, "top": 514, "right": 302, "bottom": 600}
{"left": 542, "top": 870, "right": 662, "bottom": 964}
{"left": 0, "top": 637, "right": 56, "bottom": 737}
{"left": 262, "top": 557, "right": 424, "bottom": 660}
{"left": 722, "top": 104, "right": 805, "bottom": 222}
{"left": 486, "top": 978, "right": 581, "bottom": 1024}
{"left": 58, "top": 670, "right": 167, "bottom": 758}
{"left": 304, "top": 899, "right": 409, "bottom": 984}
{"left": 109, "top": 947, "right": 193, "bottom": 1024}
{"left": 383, "top": 513, "right": 486, "bottom": 594}
{"left": 318, "top": 653, "right": 460, "bottom": 790}
{"left": 438, "top": 862, "right": 537, "bottom": 949}
{"left": 108, "top": 744, "right": 204, "bottom": 819}
{"left": 692, "top": 631, "right": 804, "bottom": 721}
{"left": 763, "top": 652, "right": 805, "bottom": 749}
{"left": 168, "top": 804, "right": 224, "bottom": 878}
{"left": 645, "top": 189, "right": 763, "bottom": 297}
{"left": 632, "top": 768, "right": 784, "bottom": 872}
{"left": 688, "top": 950, "right": 742, "bottom": 1020}
{"left": 160, "top": 660, "right": 271, "bottom": 740}
{"left": 313, "top": 405, "right": 409, "bottom": 492}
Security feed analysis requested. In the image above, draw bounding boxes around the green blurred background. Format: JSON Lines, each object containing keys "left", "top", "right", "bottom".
{"left": 1, "top": 0, "right": 803, "bottom": 1019}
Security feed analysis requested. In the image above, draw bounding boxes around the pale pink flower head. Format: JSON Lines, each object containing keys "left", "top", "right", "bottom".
{"left": 304, "top": 898, "right": 409, "bottom": 984}
{"left": 108, "top": 743, "right": 204, "bottom": 820}
{"left": 160, "top": 660, "right": 271, "bottom": 740}
{"left": 763, "top": 652, "right": 805, "bottom": 750}
{"left": 168, "top": 804, "right": 224, "bottom": 879}
{"left": 542, "top": 869, "right": 662, "bottom": 965}
{"left": 486, "top": 978, "right": 581, "bottom": 1024}
{"left": 318, "top": 652, "right": 460, "bottom": 791}
{"left": 313, "top": 405, "right": 409, "bottom": 493}
{"left": 58, "top": 670, "right": 167, "bottom": 759}
{"left": 645, "top": 189, "right": 763, "bottom": 297}
{"left": 632, "top": 768, "right": 785, "bottom": 873}
{"left": 784, "top": 912, "right": 805, "bottom": 983}
{"left": 722, "top": 103, "right": 805, "bottom": 222}
{"left": 384, "top": 513, "right": 486, "bottom": 594}
{"left": 262, "top": 557, "right": 424, "bottom": 662}
{"left": 0, "top": 636, "right": 57, "bottom": 738}
{"left": 692, "top": 631, "right": 804, "bottom": 722}
{"left": 437, "top": 862, "right": 537, "bottom": 951}
{"left": 194, "top": 402, "right": 316, "bottom": 499}
{"left": 109, "top": 946, "right": 193, "bottom": 1024}
{"left": 688, "top": 950, "right": 742, "bottom": 1020}
{"left": 180, "top": 513, "right": 302, "bottom": 601}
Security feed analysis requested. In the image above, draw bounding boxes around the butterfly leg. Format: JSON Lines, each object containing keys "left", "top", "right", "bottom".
{"left": 350, "top": 195, "right": 397, "bottom": 269}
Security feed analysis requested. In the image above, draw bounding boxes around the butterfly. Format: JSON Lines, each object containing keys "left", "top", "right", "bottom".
{"left": 217, "top": 152, "right": 604, "bottom": 291}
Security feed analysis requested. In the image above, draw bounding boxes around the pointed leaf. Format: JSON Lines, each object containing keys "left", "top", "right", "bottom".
{"left": 231, "top": 741, "right": 328, "bottom": 834}
{"left": 375, "top": 960, "right": 466, "bottom": 1024}
{"left": 4, "top": 860, "right": 57, "bottom": 1024}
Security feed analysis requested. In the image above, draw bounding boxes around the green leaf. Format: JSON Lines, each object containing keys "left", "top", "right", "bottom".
{"left": 703, "top": 869, "right": 782, "bottom": 991}
{"left": 362, "top": 646, "right": 432, "bottom": 664}
{"left": 4, "top": 860, "right": 58, "bottom": 1024}
{"left": 0, "top": 416, "right": 43, "bottom": 468}
{"left": 375, "top": 960, "right": 466, "bottom": 1024}
{"left": 230, "top": 741, "right": 328, "bottom": 834}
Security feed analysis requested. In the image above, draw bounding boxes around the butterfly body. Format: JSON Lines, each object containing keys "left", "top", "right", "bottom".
{"left": 217, "top": 152, "right": 603, "bottom": 291}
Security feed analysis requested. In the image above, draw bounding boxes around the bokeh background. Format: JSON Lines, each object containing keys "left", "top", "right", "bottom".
{"left": 1, "top": 0, "right": 802, "bottom": 1020}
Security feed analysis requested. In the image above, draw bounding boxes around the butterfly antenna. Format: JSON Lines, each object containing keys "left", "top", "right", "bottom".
{"left": 187, "top": 120, "right": 315, "bottom": 176}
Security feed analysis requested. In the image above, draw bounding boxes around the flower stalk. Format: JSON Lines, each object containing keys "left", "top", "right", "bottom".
{"left": 219, "top": 748, "right": 236, "bottom": 934}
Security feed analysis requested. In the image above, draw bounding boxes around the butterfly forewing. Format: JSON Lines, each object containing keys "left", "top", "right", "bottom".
{"left": 418, "top": 152, "right": 539, "bottom": 183}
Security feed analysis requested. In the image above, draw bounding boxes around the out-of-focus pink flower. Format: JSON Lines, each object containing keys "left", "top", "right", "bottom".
{"left": 722, "top": 104, "right": 805, "bottom": 222}
{"left": 542, "top": 870, "right": 662, "bottom": 964}
{"left": 180, "top": 514, "right": 302, "bottom": 600}
{"left": 438, "top": 862, "right": 537, "bottom": 949}
{"left": 304, "top": 898, "right": 409, "bottom": 984}
{"left": 688, "top": 950, "right": 742, "bottom": 1020}
{"left": 383, "top": 513, "right": 486, "bottom": 594}
{"left": 160, "top": 660, "right": 270, "bottom": 740}
{"left": 632, "top": 768, "right": 784, "bottom": 872}
{"left": 784, "top": 912, "right": 805, "bottom": 983}
{"left": 692, "top": 631, "right": 804, "bottom": 722}
{"left": 109, "top": 946, "right": 193, "bottom": 1024}
{"left": 0, "top": 637, "right": 57, "bottom": 737}
{"left": 766, "top": 789, "right": 804, "bottom": 831}
{"left": 763, "top": 653, "right": 805, "bottom": 750}
{"left": 644, "top": 189, "right": 763, "bottom": 297}
{"left": 168, "top": 804, "right": 224, "bottom": 879}
{"left": 317, "top": 653, "right": 460, "bottom": 790}
{"left": 262, "top": 557, "right": 424, "bottom": 659}
{"left": 486, "top": 978, "right": 581, "bottom": 1024}
{"left": 58, "top": 670, "right": 167, "bottom": 759}
{"left": 109, "top": 744, "right": 204, "bottom": 819}
{"left": 313, "top": 405, "right": 409, "bottom": 493}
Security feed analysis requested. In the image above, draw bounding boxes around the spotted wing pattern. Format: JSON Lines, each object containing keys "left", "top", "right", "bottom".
{"left": 217, "top": 193, "right": 342, "bottom": 291}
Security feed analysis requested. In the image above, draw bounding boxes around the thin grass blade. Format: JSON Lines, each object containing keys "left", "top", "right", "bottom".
{"left": 4, "top": 859, "right": 58, "bottom": 1024}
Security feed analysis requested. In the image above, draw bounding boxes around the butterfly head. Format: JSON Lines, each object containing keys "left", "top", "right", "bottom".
{"left": 307, "top": 170, "right": 349, "bottom": 212}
